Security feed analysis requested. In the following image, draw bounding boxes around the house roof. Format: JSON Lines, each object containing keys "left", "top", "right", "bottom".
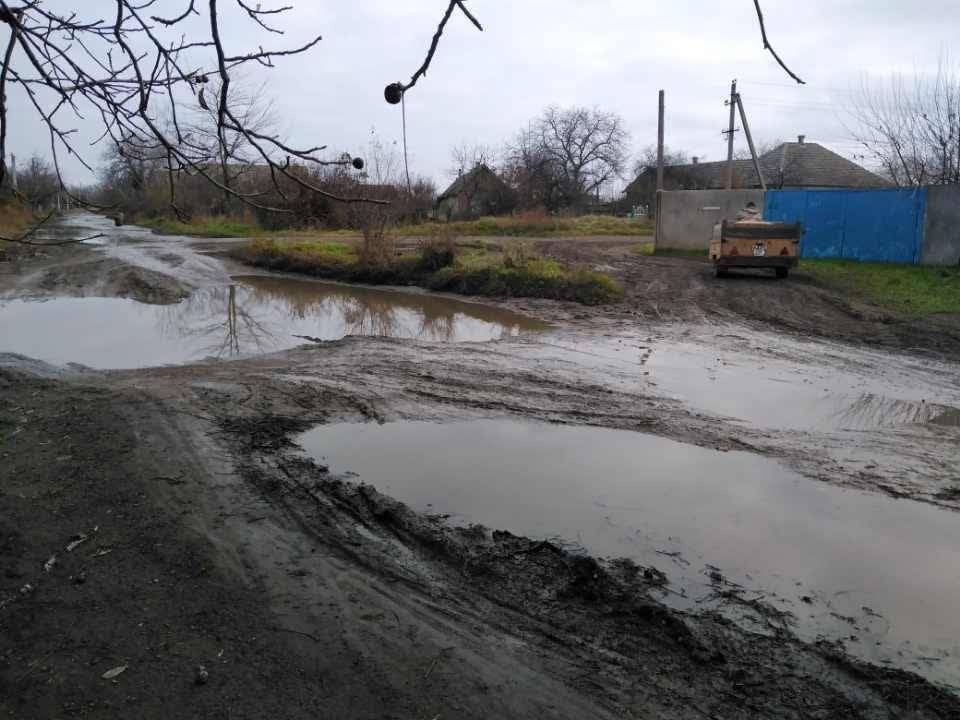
{"left": 438, "top": 163, "right": 508, "bottom": 201}
{"left": 629, "top": 141, "right": 889, "bottom": 191}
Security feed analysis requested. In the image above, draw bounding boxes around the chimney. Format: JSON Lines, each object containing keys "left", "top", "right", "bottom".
{"left": 692, "top": 156, "right": 699, "bottom": 165}
{"left": 797, "top": 135, "right": 806, "bottom": 144}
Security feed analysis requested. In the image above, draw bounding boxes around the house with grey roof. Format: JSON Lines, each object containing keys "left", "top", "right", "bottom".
{"left": 437, "top": 164, "right": 515, "bottom": 221}
{"left": 625, "top": 137, "right": 889, "bottom": 211}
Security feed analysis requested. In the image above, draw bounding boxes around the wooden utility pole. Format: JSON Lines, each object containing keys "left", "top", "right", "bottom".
{"left": 724, "top": 80, "right": 737, "bottom": 189}
{"left": 652, "top": 90, "right": 667, "bottom": 246}
{"left": 656, "top": 90, "right": 665, "bottom": 192}
{"left": 736, "top": 93, "right": 767, "bottom": 191}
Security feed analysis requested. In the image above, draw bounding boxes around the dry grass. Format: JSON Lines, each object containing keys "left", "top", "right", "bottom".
{"left": 0, "top": 200, "right": 38, "bottom": 261}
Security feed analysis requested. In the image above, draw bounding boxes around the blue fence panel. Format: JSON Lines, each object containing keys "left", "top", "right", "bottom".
{"left": 842, "top": 189, "right": 926, "bottom": 263}
{"left": 763, "top": 188, "right": 927, "bottom": 263}
{"left": 803, "top": 191, "right": 846, "bottom": 258}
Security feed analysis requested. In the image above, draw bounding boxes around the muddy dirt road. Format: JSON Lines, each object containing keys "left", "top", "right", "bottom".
{"left": 2, "top": 212, "right": 959, "bottom": 718}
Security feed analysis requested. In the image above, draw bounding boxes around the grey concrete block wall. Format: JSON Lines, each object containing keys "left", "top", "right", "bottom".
{"left": 921, "top": 185, "right": 960, "bottom": 266}
{"left": 655, "top": 189, "right": 766, "bottom": 251}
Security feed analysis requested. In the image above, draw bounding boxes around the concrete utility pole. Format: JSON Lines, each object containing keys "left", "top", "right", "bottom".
{"left": 736, "top": 93, "right": 767, "bottom": 191}
{"left": 724, "top": 80, "right": 737, "bottom": 189}
{"left": 656, "top": 90, "right": 665, "bottom": 192}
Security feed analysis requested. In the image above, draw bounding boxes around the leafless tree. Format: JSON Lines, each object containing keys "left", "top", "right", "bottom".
{"left": 0, "top": 0, "right": 485, "bottom": 245}
{"left": 449, "top": 142, "right": 496, "bottom": 178}
{"left": 506, "top": 106, "right": 629, "bottom": 211}
{"left": 633, "top": 145, "right": 691, "bottom": 177}
{"left": 733, "top": 138, "right": 782, "bottom": 162}
{"left": 0, "top": 0, "right": 801, "bottom": 245}
{"left": 185, "top": 74, "right": 280, "bottom": 214}
{"left": 846, "top": 54, "right": 960, "bottom": 186}
{"left": 16, "top": 153, "right": 58, "bottom": 207}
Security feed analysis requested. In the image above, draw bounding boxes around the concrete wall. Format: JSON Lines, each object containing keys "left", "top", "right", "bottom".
{"left": 921, "top": 185, "right": 960, "bottom": 265}
{"left": 655, "top": 189, "right": 765, "bottom": 251}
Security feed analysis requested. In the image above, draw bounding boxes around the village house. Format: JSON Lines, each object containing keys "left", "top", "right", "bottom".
{"left": 436, "top": 163, "right": 516, "bottom": 221}
{"left": 624, "top": 136, "right": 889, "bottom": 213}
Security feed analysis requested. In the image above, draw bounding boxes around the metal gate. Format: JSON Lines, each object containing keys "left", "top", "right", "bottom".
{"left": 764, "top": 188, "right": 927, "bottom": 263}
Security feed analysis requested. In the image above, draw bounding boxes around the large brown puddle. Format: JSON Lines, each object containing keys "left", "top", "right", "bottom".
{"left": 298, "top": 419, "right": 960, "bottom": 690}
{"left": 0, "top": 276, "right": 548, "bottom": 369}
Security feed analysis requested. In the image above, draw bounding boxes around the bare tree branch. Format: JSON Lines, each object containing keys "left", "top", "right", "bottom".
{"left": 385, "top": 0, "right": 483, "bottom": 103}
{"left": 752, "top": 0, "right": 805, "bottom": 85}
{"left": 0, "top": 210, "right": 104, "bottom": 245}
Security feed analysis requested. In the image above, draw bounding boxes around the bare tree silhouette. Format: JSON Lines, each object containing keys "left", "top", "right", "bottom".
{"left": 0, "top": 1, "right": 801, "bottom": 246}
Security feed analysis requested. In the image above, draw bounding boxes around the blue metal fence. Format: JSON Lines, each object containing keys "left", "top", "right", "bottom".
{"left": 764, "top": 188, "right": 928, "bottom": 263}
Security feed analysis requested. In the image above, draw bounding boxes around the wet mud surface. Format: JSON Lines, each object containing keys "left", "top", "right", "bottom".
{"left": 2, "top": 212, "right": 960, "bottom": 717}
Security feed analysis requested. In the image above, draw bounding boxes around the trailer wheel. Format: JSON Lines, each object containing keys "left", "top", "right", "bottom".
{"left": 714, "top": 265, "right": 729, "bottom": 278}
{"left": 775, "top": 267, "right": 789, "bottom": 279}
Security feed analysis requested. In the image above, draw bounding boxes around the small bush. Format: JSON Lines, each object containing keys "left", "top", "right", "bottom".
{"left": 419, "top": 234, "right": 457, "bottom": 272}
{"left": 502, "top": 239, "right": 534, "bottom": 269}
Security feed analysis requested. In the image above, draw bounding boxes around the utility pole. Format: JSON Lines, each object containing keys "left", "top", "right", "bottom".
{"left": 654, "top": 89, "right": 666, "bottom": 245}
{"left": 656, "top": 90, "right": 665, "bottom": 192}
{"left": 724, "top": 80, "right": 737, "bottom": 189}
{"left": 736, "top": 93, "right": 767, "bottom": 191}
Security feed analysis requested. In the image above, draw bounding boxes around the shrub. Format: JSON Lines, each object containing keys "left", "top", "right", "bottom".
{"left": 419, "top": 234, "right": 457, "bottom": 272}
{"left": 502, "top": 239, "right": 534, "bottom": 268}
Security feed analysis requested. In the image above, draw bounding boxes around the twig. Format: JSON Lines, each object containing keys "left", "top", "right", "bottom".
{"left": 752, "top": 0, "right": 805, "bottom": 84}
{"left": 399, "top": 1, "right": 483, "bottom": 94}
{"left": 0, "top": 210, "right": 104, "bottom": 245}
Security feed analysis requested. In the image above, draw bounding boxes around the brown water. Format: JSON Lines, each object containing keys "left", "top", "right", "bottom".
{"left": 536, "top": 332, "right": 960, "bottom": 432}
{"left": 298, "top": 419, "right": 960, "bottom": 690}
{"left": 0, "top": 276, "right": 548, "bottom": 369}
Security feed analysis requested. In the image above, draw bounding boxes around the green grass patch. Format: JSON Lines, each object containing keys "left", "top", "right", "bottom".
{"left": 629, "top": 241, "right": 656, "bottom": 256}
{"left": 652, "top": 247, "right": 709, "bottom": 258}
{"left": 142, "top": 215, "right": 264, "bottom": 238}
{"left": 802, "top": 259, "right": 960, "bottom": 316}
{"left": 401, "top": 214, "right": 654, "bottom": 238}
{"left": 233, "top": 237, "right": 623, "bottom": 306}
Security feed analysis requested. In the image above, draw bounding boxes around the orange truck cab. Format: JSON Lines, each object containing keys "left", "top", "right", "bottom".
{"left": 710, "top": 219, "right": 802, "bottom": 279}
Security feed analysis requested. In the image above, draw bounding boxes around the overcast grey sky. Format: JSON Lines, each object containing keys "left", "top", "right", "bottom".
{"left": 8, "top": 1, "right": 959, "bottom": 192}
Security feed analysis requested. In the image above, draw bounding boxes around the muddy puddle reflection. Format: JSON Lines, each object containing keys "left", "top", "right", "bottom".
{"left": 298, "top": 419, "right": 960, "bottom": 689}
{"left": 0, "top": 276, "right": 547, "bottom": 369}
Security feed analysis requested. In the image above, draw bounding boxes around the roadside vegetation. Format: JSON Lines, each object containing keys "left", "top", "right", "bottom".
{"left": 232, "top": 236, "right": 624, "bottom": 305}
{"left": 396, "top": 214, "right": 652, "bottom": 238}
{"left": 803, "top": 259, "right": 960, "bottom": 316}
{"left": 0, "top": 199, "right": 39, "bottom": 260}
{"left": 140, "top": 215, "right": 267, "bottom": 238}
{"left": 141, "top": 213, "right": 652, "bottom": 239}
